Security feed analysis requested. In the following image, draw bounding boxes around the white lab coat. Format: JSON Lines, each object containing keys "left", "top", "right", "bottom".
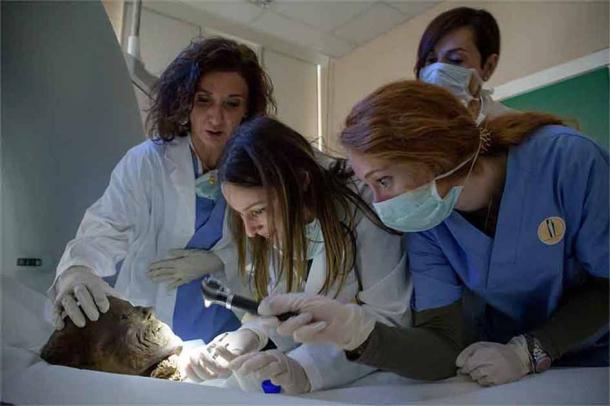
{"left": 258, "top": 178, "right": 412, "bottom": 392}
{"left": 54, "top": 136, "right": 245, "bottom": 326}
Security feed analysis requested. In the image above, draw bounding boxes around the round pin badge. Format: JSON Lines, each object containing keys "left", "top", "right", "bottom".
{"left": 537, "top": 216, "right": 566, "bottom": 245}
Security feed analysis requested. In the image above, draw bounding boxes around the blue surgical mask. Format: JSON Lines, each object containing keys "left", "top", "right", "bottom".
{"left": 305, "top": 219, "right": 325, "bottom": 259}
{"left": 195, "top": 170, "right": 220, "bottom": 200}
{"left": 420, "top": 62, "right": 480, "bottom": 103}
{"left": 420, "top": 63, "right": 486, "bottom": 125}
{"left": 191, "top": 137, "right": 220, "bottom": 200}
{"left": 373, "top": 153, "right": 479, "bottom": 233}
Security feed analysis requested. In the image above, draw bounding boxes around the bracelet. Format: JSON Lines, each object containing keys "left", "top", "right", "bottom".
{"left": 524, "top": 334, "right": 552, "bottom": 373}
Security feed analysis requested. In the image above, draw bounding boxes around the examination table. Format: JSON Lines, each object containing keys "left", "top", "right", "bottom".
{"left": 2, "top": 276, "right": 608, "bottom": 405}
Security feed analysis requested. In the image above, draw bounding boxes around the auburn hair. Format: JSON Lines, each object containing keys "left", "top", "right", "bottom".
{"left": 340, "top": 80, "right": 564, "bottom": 176}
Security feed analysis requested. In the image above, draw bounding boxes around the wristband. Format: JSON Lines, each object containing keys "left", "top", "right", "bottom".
{"left": 525, "top": 334, "right": 552, "bottom": 373}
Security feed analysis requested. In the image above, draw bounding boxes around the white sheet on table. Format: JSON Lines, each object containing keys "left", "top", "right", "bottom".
{"left": 2, "top": 276, "right": 608, "bottom": 405}
{"left": 303, "top": 368, "right": 609, "bottom": 405}
{"left": 1, "top": 276, "right": 330, "bottom": 405}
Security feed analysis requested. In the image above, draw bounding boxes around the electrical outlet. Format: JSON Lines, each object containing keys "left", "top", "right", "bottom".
{"left": 17, "top": 258, "right": 43, "bottom": 267}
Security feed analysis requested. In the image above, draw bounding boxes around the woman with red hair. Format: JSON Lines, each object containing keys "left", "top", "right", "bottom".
{"left": 258, "top": 80, "right": 608, "bottom": 385}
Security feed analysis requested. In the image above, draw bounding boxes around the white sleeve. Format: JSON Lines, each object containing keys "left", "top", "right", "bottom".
{"left": 245, "top": 268, "right": 301, "bottom": 352}
{"left": 54, "top": 145, "right": 152, "bottom": 283}
{"left": 355, "top": 218, "right": 412, "bottom": 327}
{"left": 290, "top": 200, "right": 411, "bottom": 391}
{"left": 288, "top": 343, "right": 376, "bottom": 392}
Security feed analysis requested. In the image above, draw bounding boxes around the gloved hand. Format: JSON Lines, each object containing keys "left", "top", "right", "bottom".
{"left": 52, "top": 266, "right": 118, "bottom": 330}
{"left": 148, "top": 249, "right": 223, "bottom": 290}
{"left": 456, "top": 335, "right": 533, "bottom": 386}
{"left": 229, "top": 349, "right": 311, "bottom": 394}
{"left": 258, "top": 293, "right": 375, "bottom": 351}
{"left": 187, "top": 328, "right": 267, "bottom": 380}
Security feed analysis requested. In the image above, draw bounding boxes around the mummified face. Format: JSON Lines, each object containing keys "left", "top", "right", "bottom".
{"left": 41, "top": 297, "right": 183, "bottom": 377}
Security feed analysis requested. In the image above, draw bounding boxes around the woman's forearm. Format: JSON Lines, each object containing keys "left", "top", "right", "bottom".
{"left": 346, "top": 300, "right": 467, "bottom": 380}
{"left": 532, "top": 277, "right": 609, "bottom": 360}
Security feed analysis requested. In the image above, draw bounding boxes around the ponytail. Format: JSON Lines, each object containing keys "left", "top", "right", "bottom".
{"left": 482, "top": 112, "right": 566, "bottom": 155}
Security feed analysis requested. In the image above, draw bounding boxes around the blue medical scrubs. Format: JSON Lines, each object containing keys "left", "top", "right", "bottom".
{"left": 406, "top": 125, "right": 609, "bottom": 363}
{"left": 171, "top": 150, "right": 240, "bottom": 342}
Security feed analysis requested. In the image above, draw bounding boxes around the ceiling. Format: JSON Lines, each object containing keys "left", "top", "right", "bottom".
{"left": 180, "top": 0, "right": 441, "bottom": 57}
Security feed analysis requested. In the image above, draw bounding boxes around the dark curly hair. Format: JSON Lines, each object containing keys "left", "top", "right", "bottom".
{"left": 147, "top": 37, "right": 276, "bottom": 141}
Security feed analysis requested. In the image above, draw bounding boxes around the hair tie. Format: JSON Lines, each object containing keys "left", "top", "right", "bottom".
{"left": 479, "top": 126, "right": 492, "bottom": 153}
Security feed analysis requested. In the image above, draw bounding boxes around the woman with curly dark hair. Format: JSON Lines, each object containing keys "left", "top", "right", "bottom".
{"left": 51, "top": 37, "right": 276, "bottom": 343}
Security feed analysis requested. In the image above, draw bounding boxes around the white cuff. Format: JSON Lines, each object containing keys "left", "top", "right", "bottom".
{"left": 286, "top": 345, "right": 321, "bottom": 391}
{"left": 239, "top": 321, "right": 269, "bottom": 351}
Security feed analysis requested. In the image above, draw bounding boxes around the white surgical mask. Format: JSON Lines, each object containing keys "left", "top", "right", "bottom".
{"left": 420, "top": 62, "right": 486, "bottom": 125}
{"left": 373, "top": 149, "right": 480, "bottom": 233}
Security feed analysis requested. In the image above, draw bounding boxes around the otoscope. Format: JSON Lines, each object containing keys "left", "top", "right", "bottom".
{"left": 201, "top": 277, "right": 298, "bottom": 321}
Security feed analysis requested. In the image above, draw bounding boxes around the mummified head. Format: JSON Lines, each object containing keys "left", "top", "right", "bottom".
{"left": 41, "top": 297, "right": 182, "bottom": 377}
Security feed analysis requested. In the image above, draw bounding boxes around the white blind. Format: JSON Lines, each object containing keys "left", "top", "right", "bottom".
{"left": 263, "top": 49, "right": 319, "bottom": 145}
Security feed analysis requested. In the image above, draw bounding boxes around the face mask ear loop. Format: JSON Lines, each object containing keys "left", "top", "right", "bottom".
{"left": 435, "top": 135, "right": 482, "bottom": 183}
{"left": 405, "top": 126, "right": 488, "bottom": 195}
{"left": 433, "top": 128, "right": 486, "bottom": 195}
{"left": 453, "top": 127, "right": 490, "bottom": 189}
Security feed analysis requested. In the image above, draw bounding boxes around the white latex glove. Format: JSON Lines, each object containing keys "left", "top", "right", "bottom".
{"left": 456, "top": 335, "right": 533, "bottom": 386}
{"left": 52, "top": 266, "right": 119, "bottom": 330}
{"left": 229, "top": 349, "right": 311, "bottom": 394}
{"left": 258, "top": 293, "right": 375, "bottom": 351}
{"left": 148, "top": 249, "right": 223, "bottom": 290}
{"left": 187, "top": 329, "right": 267, "bottom": 380}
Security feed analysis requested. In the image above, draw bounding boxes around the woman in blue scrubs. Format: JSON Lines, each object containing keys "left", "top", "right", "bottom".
{"left": 257, "top": 80, "right": 609, "bottom": 386}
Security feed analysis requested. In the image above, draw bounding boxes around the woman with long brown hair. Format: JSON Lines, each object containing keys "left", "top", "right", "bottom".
{"left": 259, "top": 80, "right": 608, "bottom": 386}
{"left": 185, "top": 116, "right": 410, "bottom": 393}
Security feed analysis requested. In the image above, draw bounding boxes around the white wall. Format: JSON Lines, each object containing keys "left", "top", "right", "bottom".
{"left": 1, "top": 2, "right": 144, "bottom": 287}
{"left": 263, "top": 49, "right": 320, "bottom": 143}
{"left": 119, "top": 2, "right": 324, "bottom": 144}
{"left": 124, "top": 6, "right": 202, "bottom": 77}
{"left": 122, "top": 4, "right": 203, "bottom": 128}
{"left": 327, "top": 0, "right": 610, "bottom": 153}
